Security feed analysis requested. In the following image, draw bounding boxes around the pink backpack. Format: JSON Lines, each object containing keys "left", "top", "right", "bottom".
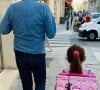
{"left": 56, "top": 69, "right": 98, "bottom": 90}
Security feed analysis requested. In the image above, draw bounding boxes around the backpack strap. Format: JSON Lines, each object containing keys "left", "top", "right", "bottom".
{"left": 60, "top": 69, "right": 96, "bottom": 78}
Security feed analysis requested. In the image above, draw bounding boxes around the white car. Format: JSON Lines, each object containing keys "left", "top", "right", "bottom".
{"left": 79, "top": 18, "right": 100, "bottom": 40}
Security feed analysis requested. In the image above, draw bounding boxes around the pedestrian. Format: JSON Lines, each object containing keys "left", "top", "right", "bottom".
{"left": 73, "top": 13, "right": 80, "bottom": 31}
{"left": 0, "top": 0, "right": 56, "bottom": 90}
{"left": 46, "top": 37, "right": 52, "bottom": 52}
{"left": 85, "top": 14, "right": 91, "bottom": 23}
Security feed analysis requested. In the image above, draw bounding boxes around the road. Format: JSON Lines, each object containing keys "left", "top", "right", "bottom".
{"left": 56, "top": 24, "right": 100, "bottom": 49}
{"left": 69, "top": 32, "right": 100, "bottom": 48}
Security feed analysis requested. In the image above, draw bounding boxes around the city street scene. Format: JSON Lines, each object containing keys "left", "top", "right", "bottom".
{"left": 0, "top": 0, "right": 100, "bottom": 90}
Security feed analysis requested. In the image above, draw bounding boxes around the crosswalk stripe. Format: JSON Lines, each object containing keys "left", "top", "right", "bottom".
{"left": 47, "top": 32, "right": 71, "bottom": 47}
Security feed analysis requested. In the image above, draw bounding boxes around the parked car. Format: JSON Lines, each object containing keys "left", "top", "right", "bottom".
{"left": 79, "top": 17, "right": 100, "bottom": 40}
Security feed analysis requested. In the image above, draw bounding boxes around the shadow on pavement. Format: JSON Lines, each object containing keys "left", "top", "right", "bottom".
{"left": 78, "top": 38, "right": 100, "bottom": 42}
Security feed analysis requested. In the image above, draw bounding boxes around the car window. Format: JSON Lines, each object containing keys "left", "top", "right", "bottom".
{"left": 92, "top": 13, "right": 100, "bottom": 19}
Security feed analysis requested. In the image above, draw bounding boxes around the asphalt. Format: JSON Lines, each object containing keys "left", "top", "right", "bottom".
{"left": 11, "top": 24, "right": 100, "bottom": 90}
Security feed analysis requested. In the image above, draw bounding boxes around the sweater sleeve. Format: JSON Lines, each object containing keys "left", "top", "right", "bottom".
{"left": 0, "top": 5, "right": 13, "bottom": 35}
{"left": 44, "top": 4, "right": 56, "bottom": 39}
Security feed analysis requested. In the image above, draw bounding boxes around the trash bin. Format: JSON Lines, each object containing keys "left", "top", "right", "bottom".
{"left": 60, "top": 17, "right": 66, "bottom": 24}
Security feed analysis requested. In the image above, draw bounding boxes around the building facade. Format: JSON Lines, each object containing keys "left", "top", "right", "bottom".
{"left": 88, "top": 0, "right": 100, "bottom": 12}
{"left": 48, "top": 0, "right": 65, "bottom": 24}
{"left": 82, "top": 0, "right": 89, "bottom": 11}
{"left": 75, "top": 0, "right": 100, "bottom": 13}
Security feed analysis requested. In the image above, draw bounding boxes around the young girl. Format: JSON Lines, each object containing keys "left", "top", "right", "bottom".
{"left": 66, "top": 44, "right": 86, "bottom": 73}
{"left": 56, "top": 44, "right": 98, "bottom": 90}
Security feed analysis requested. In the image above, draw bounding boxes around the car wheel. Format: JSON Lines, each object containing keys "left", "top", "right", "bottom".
{"left": 87, "top": 32, "right": 97, "bottom": 40}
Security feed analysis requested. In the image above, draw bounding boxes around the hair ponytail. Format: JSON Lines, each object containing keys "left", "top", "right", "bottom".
{"left": 70, "top": 55, "right": 82, "bottom": 73}
{"left": 67, "top": 44, "right": 85, "bottom": 74}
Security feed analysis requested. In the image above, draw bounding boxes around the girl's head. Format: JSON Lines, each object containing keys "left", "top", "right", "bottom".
{"left": 66, "top": 44, "right": 86, "bottom": 73}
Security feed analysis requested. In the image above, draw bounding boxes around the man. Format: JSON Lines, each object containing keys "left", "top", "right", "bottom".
{"left": 0, "top": 0, "right": 56, "bottom": 90}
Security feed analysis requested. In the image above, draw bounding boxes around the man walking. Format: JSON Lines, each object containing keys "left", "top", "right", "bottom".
{"left": 0, "top": 0, "right": 56, "bottom": 90}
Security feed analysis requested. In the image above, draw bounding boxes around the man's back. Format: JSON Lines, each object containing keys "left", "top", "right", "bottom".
{"left": 0, "top": 0, "right": 56, "bottom": 54}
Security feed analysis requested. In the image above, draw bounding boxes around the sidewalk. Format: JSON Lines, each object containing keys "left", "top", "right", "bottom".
{"left": 12, "top": 24, "right": 100, "bottom": 90}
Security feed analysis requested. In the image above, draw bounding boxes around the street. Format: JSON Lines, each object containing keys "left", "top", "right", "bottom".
{"left": 70, "top": 32, "right": 100, "bottom": 48}
{"left": 0, "top": 0, "right": 100, "bottom": 90}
